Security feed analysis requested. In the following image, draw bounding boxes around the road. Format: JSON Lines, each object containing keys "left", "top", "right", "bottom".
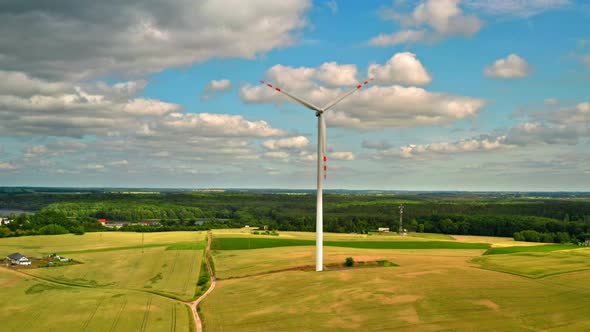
{"left": 187, "top": 231, "right": 216, "bottom": 332}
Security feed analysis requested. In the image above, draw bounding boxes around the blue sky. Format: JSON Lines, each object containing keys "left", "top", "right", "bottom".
{"left": 0, "top": 0, "right": 589, "bottom": 190}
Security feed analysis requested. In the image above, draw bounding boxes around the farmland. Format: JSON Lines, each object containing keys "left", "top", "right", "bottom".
{"left": 3, "top": 228, "right": 590, "bottom": 331}
{"left": 200, "top": 230, "right": 590, "bottom": 331}
{"left": 0, "top": 232, "right": 205, "bottom": 331}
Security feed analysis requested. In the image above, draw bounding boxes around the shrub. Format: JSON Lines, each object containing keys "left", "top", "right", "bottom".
{"left": 344, "top": 257, "right": 354, "bottom": 267}
{"left": 38, "top": 224, "right": 69, "bottom": 235}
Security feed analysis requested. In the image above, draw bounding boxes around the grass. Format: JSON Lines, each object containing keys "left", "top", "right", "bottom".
{"left": 484, "top": 244, "right": 578, "bottom": 255}
{"left": 473, "top": 248, "right": 590, "bottom": 278}
{"left": 211, "top": 237, "right": 490, "bottom": 251}
{"left": 0, "top": 231, "right": 205, "bottom": 331}
{"left": 201, "top": 245, "right": 590, "bottom": 331}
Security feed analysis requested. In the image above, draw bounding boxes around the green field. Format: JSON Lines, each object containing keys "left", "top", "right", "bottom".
{"left": 0, "top": 232, "right": 204, "bottom": 331}
{"left": 483, "top": 244, "right": 578, "bottom": 255}
{"left": 474, "top": 248, "right": 590, "bottom": 278}
{"left": 201, "top": 230, "right": 590, "bottom": 331}
{"left": 212, "top": 237, "right": 489, "bottom": 250}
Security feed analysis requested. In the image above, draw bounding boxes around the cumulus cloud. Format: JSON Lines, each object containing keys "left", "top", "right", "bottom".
{"left": 0, "top": 162, "right": 17, "bottom": 170}
{"left": 369, "top": 0, "right": 483, "bottom": 46}
{"left": 362, "top": 140, "right": 393, "bottom": 150}
{"left": 394, "top": 101, "right": 590, "bottom": 159}
{"left": 466, "top": 0, "right": 570, "bottom": 18}
{"left": 0, "top": 0, "right": 311, "bottom": 81}
{"left": 317, "top": 62, "right": 358, "bottom": 87}
{"left": 397, "top": 135, "right": 511, "bottom": 159}
{"left": 485, "top": 54, "right": 531, "bottom": 79}
{"left": 368, "top": 30, "right": 427, "bottom": 47}
{"left": 368, "top": 52, "right": 432, "bottom": 85}
{"left": 264, "top": 151, "right": 290, "bottom": 159}
{"left": 205, "top": 79, "right": 232, "bottom": 92}
{"left": 241, "top": 54, "right": 484, "bottom": 130}
{"left": 262, "top": 136, "right": 310, "bottom": 150}
{"left": 329, "top": 151, "right": 355, "bottom": 160}
{"left": 201, "top": 79, "right": 233, "bottom": 100}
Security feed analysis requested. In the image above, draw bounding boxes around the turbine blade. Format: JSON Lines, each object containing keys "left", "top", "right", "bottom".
{"left": 260, "top": 80, "right": 322, "bottom": 112}
{"left": 322, "top": 78, "right": 374, "bottom": 111}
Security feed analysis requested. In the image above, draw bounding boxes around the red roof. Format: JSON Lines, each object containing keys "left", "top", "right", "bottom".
{"left": 98, "top": 219, "right": 107, "bottom": 223}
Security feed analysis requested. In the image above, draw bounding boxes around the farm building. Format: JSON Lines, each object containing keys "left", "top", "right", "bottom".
{"left": 378, "top": 227, "right": 390, "bottom": 232}
{"left": 0, "top": 217, "right": 11, "bottom": 225}
{"left": 7, "top": 253, "right": 31, "bottom": 266}
{"left": 98, "top": 218, "right": 107, "bottom": 225}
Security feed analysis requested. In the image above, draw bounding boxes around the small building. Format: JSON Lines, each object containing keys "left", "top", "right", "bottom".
{"left": 98, "top": 218, "right": 107, "bottom": 225}
{"left": 0, "top": 218, "right": 11, "bottom": 225}
{"left": 7, "top": 253, "right": 31, "bottom": 266}
{"left": 378, "top": 227, "right": 390, "bottom": 233}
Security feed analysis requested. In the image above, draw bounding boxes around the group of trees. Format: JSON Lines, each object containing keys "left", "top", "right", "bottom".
{"left": 0, "top": 210, "right": 104, "bottom": 238}
{"left": 2, "top": 191, "right": 590, "bottom": 241}
{"left": 513, "top": 230, "right": 577, "bottom": 243}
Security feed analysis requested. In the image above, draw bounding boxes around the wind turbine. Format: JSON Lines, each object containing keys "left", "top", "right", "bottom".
{"left": 260, "top": 78, "right": 373, "bottom": 271}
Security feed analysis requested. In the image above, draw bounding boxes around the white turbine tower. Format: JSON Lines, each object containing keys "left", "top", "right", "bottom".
{"left": 260, "top": 78, "right": 373, "bottom": 271}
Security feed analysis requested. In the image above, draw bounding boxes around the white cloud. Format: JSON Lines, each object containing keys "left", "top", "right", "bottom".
{"left": 398, "top": 135, "right": 511, "bottom": 159}
{"left": 368, "top": 52, "right": 432, "bottom": 85}
{"left": 368, "top": 30, "right": 427, "bottom": 47}
{"left": 262, "top": 136, "right": 310, "bottom": 150}
{"left": 201, "top": 79, "right": 233, "bottom": 100}
{"left": 485, "top": 54, "right": 531, "bottom": 79}
{"left": 204, "top": 79, "right": 232, "bottom": 92}
{"left": 370, "top": 0, "right": 483, "bottom": 45}
{"left": 466, "top": 0, "right": 570, "bottom": 18}
{"left": 108, "top": 160, "right": 129, "bottom": 167}
{"left": 329, "top": 151, "right": 355, "bottom": 160}
{"left": 544, "top": 98, "right": 560, "bottom": 106}
{"left": 264, "top": 151, "right": 290, "bottom": 159}
{"left": 395, "top": 101, "right": 590, "bottom": 159}
{"left": 317, "top": 62, "right": 358, "bottom": 87}
{"left": 123, "top": 99, "right": 180, "bottom": 116}
{"left": 0, "top": 162, "right": 17, "bottom": 170}
{"left": 326, "top": 0, "right": 338, "bottom": 14}
{"left": 241, "top": 54, "right": 483, "bottom": 130}
{"left": 0, "top": 1, "right": 311, "bottom": 81}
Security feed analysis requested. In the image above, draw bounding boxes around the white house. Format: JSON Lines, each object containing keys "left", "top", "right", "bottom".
{"left": 7, "top": 253, "right": 31, "bottom": 266}
{"left": 378, "top": 227, "right": 390, "bottom": 232}
{"left": 0, "top": 218, "right": 11, "bottom": 225}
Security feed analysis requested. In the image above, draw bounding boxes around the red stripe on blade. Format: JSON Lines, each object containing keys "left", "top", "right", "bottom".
{"left": 356, "top": 85, "right": 362, "bottom": 89}
{"left": 275, "top": 88, "right": 281, "bottom": 92}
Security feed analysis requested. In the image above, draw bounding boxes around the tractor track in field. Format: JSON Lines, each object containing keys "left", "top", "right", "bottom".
{"left": 109, "top": 296, "right": 128, "bottom": 332}
{"left": 140, "top": 296, "right": 153, "bottom": 332}
{"left": 186, "top": 231, "right": 216, "bottom": 332}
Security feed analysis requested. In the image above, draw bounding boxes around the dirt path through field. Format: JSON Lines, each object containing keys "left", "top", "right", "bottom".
{"left": 187, "top": 231, "right": 216, "bottom": 332}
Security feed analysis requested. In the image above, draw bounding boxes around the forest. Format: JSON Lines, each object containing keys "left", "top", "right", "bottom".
{"left": 1, "top": 188, "right": 590, "bottom": 242}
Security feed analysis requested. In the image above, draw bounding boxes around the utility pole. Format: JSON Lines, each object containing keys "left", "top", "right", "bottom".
{"left": 399, "top": 204, "right": 404, "bottom": 235}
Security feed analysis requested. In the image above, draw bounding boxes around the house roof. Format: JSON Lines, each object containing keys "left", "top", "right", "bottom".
{"left": 7, "top": 252, "right": 25, "bottom": 260}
